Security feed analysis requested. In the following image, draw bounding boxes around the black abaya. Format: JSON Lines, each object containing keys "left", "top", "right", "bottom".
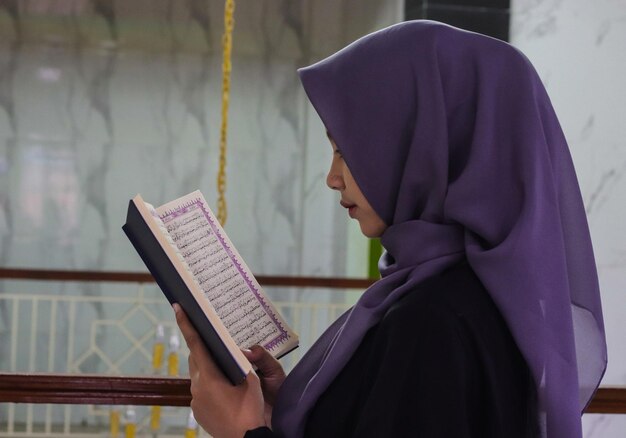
{"left": 246, "top": 262, "right": 537, "bottom": 437}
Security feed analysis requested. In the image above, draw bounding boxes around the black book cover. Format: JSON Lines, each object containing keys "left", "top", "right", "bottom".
{"left": 122, "top": 200, "right": 247, "bottom": 385}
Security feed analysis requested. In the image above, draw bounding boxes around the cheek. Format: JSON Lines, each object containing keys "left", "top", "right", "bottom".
{"left": 360, "top": 208, "right": 387, "bottom": 238}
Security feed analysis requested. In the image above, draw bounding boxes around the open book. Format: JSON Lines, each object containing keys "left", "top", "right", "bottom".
{"left": 122, "top": 191, "right": 298, "bottom": 385}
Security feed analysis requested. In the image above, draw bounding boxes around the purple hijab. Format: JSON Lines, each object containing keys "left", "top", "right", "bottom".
{"left": 273, "top": 21, "right": 607, "bottom": 438}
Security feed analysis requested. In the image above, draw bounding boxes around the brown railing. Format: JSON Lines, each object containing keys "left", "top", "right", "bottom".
{"left": 0, "top": 374, "right": 190, "bottom": 406}
{"left": 0, "top": 268, "right": 624, "bottom": 415}
{"left": 0, "top": 268, "right": 376, "bottom": 289}
{"left": 0, "top": 373, "right": 623, "bottom": 414}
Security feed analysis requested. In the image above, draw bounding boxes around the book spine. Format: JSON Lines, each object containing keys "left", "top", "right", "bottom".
{"left": 122, "top": 201, "right": 246, "bottom": 385}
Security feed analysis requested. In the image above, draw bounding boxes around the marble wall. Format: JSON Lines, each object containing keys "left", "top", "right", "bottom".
{"left": 0, "top": 0, "right": 403, "bottom": 429}
{"left": 0, "top": 0, "right": 402, "bottom": 280}
{"left": 0, "top": 0, "right": 402, "bottom": 388}
{"left": 1, "top": 0, "right": 623, "bottom": 432}
{"left": 510, "top": 0, "right": 626, "bottom": 435}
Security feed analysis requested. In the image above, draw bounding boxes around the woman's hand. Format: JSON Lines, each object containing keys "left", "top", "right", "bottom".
{"left": 173, "top": 304, "right": 266, "bottom": 438}
{"left": 242, "top": 346, "right": 286, "bottom": 424}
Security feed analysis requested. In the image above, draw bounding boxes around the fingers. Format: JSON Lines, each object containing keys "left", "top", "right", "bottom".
{"left": 242, "top": 345, "right": 285, "bottom": 378}
{"left": 173, "top": 303, "right": 201, "bottom": 351}
{"left": 188, "top": 352, "right": 198, "bottom": 378}
{"left": 173, "top": 303, "right": 220, "bottom": 378}
{"left": 188, "top": 354, "right": 202, "bottom": 399}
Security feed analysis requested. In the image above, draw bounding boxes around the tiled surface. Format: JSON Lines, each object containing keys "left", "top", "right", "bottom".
{"left": 405, "top": 0, "right": 510, "bottom": 41}
{"left": 427, "top": 4, "right": 509, "bottom": 40}
{"left": 428, "top": 0, "right": 510, "bottom": 8}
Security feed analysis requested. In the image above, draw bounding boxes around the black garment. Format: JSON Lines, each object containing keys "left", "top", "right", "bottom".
{"left": 246, "top": 262, "right": 537, "bottom": 437}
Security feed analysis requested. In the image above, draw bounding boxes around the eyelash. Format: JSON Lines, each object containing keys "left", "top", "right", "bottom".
{"left": 334, "top": 150, "right": 343, "bottom": 158}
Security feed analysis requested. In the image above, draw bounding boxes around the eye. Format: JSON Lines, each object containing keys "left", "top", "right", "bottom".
{"left": 334, "top": 149, "right": 343, "bottom": 158}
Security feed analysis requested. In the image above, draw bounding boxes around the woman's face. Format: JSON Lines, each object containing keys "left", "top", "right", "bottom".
{"left": 326, "top": 137, "right": 388, "bottom": 238}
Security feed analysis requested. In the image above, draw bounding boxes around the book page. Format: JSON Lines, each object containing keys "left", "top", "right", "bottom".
{"left": 143, "top": 202, "right": 191, "bottom": 270}
{"left": 128, "top": 194, "right": 252, "bottom": 381}
{"left": 156, "top": 191, "right": 297, "bottom": 354}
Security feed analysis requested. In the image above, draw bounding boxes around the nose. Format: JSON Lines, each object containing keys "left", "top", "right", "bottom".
{"left": 326, "top": 163, "right": 345, "bottom": 191}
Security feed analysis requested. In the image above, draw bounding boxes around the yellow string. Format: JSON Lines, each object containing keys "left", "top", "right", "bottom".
{"left": 217, "top": 0, "right": 235, "bottom": 225}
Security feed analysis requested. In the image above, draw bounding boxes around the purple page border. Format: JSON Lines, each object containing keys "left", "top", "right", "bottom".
{"left": 161, "top": 198, "right": 290, "bottom": 351}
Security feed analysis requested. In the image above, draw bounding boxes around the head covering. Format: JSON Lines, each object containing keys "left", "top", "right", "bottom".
{"left": 273, "top": 20, "right": 607, "bottom": 438}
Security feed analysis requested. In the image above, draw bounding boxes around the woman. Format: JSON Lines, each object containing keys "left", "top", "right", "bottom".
{"left": 174, "top": 20, "right": 607, "bottom": 438}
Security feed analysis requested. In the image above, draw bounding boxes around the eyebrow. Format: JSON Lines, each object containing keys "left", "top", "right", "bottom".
{"left": 326, "top": 130, "right": 333, "bottom": 140}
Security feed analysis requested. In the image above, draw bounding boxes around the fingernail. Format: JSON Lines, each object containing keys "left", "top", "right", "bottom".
{"left": 172, "top": 303, "right": 181, "bottom": 314}
{"left": 242, "top": 348, "right": 252, "bottom": 354}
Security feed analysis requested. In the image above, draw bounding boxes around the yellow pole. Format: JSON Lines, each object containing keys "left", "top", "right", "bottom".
{"left": 184, "top": 411, "right": 199, "bottom": 438}
{"left": 150, "top": 324, "right": 165, "bottom": 433}
{"left": 167, "top": 330, "right": 181, "bottom": 377}
{"left": 124, "top": 407, "right": 136, "bottom": 438}
{"left": 152, "top": 324, "right": 165, "bottom": 373}
{"left": 109, "top": 407, "right": 120, "bottom": 438}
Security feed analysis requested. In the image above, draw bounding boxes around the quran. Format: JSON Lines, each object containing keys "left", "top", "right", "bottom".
{"left": 122, "top": 190, "right": 299, "bottom": 385}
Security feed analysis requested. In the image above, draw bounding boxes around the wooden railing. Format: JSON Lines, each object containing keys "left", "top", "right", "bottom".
{"left": 0, "top": 374, "right": 191, "bottom": 406}
{"left": 0, "top": 268, "right": 624, "bottom": 415}
{"left": 0, "top": 374, "right": 623, "bottom": 414}
{"left": 0, "top": 268, "right": 376, "bottom": 289}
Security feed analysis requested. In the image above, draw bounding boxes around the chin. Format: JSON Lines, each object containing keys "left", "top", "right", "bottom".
{"left": 359, "top": 223, "right": 386, "bottom": 238}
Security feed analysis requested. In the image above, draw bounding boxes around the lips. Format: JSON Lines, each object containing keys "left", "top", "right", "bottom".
{"left": 340, "top": 200, "right": 357, "bottom": 218}
{"left": 340, "top": 200, "right": 356, "bottom": 209}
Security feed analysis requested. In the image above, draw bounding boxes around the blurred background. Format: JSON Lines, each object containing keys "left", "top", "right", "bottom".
{"left": 0, "top": 0, "right": 623, "bottom": 436}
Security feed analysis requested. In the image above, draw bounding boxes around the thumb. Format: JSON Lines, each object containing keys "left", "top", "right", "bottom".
{"left": 242, "top": 345, "right": 285, "bottom": 378}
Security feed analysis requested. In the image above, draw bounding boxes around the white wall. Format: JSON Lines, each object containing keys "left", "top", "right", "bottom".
{"left": 511, "top": 0, "right": 626, "bottom": 435}
{"left": 0, "top": 1, "right": 403, "bottom": 426}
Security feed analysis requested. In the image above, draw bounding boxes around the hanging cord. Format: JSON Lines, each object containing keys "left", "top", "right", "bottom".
{"left": 217, "top": 0, "right": 235, "bottom": 225}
